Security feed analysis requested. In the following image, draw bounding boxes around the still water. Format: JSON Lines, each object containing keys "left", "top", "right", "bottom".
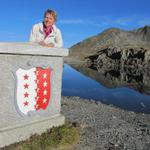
{"left": 62, "top": 64, "right": 150, "bottom": 114}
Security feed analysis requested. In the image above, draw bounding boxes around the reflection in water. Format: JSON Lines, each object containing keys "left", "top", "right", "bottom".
{"left": 71, "top": 63, "right": 150, "bottom": 96}
{"left": 62, "top": 64, "right": 150, "bottom": 114}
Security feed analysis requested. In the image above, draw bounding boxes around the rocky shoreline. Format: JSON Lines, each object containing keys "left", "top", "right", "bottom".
{"left": 61, "top": 96, "right": 150, "bottom": 150}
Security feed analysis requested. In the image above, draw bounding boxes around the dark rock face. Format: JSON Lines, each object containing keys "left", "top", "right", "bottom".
{"left": 86, "top": 46, "right": 150, "bottom": 69}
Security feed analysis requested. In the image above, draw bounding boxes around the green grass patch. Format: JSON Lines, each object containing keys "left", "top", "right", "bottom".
{"left": 1, "top": 123, "right": 79, "bottom": 150}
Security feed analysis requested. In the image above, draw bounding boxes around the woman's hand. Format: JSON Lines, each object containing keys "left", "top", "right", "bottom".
{"left": 46, "top": 43, "right": 54, "bottom": 47}
{"left": 39, "top": 41, "right": 54, "bottom": 47}
{"left": 39, "top": 41, "right": 47, "bottom": 46}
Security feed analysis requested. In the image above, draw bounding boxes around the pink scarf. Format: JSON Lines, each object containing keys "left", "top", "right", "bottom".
{"left": 43, "top": 23, "right": 53, "bottom": 39}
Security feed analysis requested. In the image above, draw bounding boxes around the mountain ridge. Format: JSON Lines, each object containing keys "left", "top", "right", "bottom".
{"left": 69, "top": 25, "right": 150, "bottom": 60}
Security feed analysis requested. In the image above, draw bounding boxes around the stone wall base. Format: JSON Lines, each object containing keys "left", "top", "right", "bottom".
{"left": 0, "top": 115, "right": 65, "bottom": 148}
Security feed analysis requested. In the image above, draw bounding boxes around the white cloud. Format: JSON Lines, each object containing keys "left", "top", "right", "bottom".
{"left": 114, "top": 18, "right": 132, "bottom": 25}
{"left": 58, "top": 15, "right": 150, "bottom": 30}
{"left": 58, "top": 19, "right": 85, "bottom": 24}
{"left": 138, "top": 18, "right": 150, "bottom": 26}
{"left": 96, "top": 15, "right": 150, "bottom": 29}
{"left": 58, "top": 17, "right": 133, "bottom": 27}
{"left": 58, "top": 18, "right": 102, "bottom": 26}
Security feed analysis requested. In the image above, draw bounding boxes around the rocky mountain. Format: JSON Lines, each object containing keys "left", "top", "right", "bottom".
{"left": 67, "top": 26, "right": 150, "bottom": 95}
{"left": 68, "top": 26, "right": 150, "bottom": 68}
{"left": 134, "top": 25, "right": 150, "bottom": 41}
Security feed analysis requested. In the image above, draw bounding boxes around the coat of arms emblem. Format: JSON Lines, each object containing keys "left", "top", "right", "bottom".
{"left": 16, "top": 67, "right": 52, "bottom": 115}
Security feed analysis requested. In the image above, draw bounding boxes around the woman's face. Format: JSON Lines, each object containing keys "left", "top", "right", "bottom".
{"left": 44, "top": 13, "right": 55, "bottom": 28}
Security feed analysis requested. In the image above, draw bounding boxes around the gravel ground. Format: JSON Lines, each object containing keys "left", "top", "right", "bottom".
{"left": 61, "top": 96, "right": 150, "bottom": 150}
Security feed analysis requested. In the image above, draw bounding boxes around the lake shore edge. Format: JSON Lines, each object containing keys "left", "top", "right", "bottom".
{"left": 61, "top": 96, "right": 150, "bottom": 150}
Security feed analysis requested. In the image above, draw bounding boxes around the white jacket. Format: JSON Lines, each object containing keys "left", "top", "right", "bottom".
{"left": 29, "top": 23, "right": 63, "bottom": 48}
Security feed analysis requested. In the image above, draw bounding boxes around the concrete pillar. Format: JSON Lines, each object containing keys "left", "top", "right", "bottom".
{"left": 0, "top": 42, "right": 69, "bottom": 147}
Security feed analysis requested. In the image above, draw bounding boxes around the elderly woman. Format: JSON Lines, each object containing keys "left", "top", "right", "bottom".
{"left": 29, "top": 9, "right": 63, "bottom": 48}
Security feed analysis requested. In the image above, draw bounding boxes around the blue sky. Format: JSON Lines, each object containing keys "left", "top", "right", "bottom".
{"left": 0, "top": 0, "right": 150, "bottom": 47}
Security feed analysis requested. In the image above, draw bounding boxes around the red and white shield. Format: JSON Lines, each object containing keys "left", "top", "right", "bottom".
{"left": 16, "top": 67, "right": 52, "bottom": 115}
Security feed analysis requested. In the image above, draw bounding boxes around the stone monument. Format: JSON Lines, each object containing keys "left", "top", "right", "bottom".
{"left": 0, "top": 42, "right": 69, "bottom": 147}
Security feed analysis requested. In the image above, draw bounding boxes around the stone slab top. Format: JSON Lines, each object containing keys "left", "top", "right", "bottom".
{"left": 0, "top": 42, "right": 69, "bottom": 57}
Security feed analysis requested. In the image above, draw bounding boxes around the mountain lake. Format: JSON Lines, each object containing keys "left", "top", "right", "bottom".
{"left": 62, "top": 64, "right": 150, "bottom": 114}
